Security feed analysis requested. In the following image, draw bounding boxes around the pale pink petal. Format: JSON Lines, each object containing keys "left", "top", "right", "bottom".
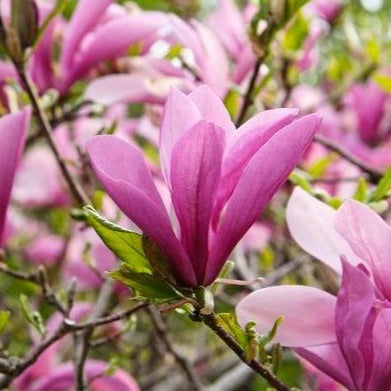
{"left": 287, "top": 187, "right": 360, "bottom": 274}
{"left": 335, "top": 200, "right": 391, "bottom": 299}
{"left": 236, "top": 285, "right": 336, "bottom": 347}
{"left": 159, "top": 88, "right": 201, "bottom": 181}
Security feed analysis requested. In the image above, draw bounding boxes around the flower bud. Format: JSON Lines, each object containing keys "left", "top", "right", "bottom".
{"left": 11, "top": 0, "right": 39, "bottom": 50}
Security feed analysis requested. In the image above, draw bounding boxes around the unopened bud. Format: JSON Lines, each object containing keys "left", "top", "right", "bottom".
{"left": 11, "top": 0, "right": 39, "bottom": 50}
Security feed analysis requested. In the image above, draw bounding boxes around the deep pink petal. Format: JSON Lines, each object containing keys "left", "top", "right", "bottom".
{"left": 287, "top": 187, "right": 360, "bottom": 274}
{"left": 212, "top": 108, "right": 298, "bottom": 228}
{"left": 86, "top": 136, "right": 196, "bottom": 286}
{"left": 206, "top": 114, "right": 320, "bottom": 284}
{"left": 236, "top": 285, "right": 336, "bottom": 347}
{"left": 336, "top": 260, "right": 376, "bottom": 390}
{"left": 0, "top": 109, "right": 31, "bottom": 245}
{"left": 170, "top": 120, "right": 225, "bottom": 283}
{"left": 296, "top": 344, "right": 354, "bottom": 390}
{"left": 335, "top": 200, "right": 391, "bottom": 299}
{"left": 368, "top": 309, "right": 391, "bottom": 391}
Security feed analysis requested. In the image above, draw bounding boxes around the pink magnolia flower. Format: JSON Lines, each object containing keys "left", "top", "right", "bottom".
{"left": 344, "top": 81, "right": 389, "bottom": 145}
{"left": 207, "top": 0, "right": 257, "bottom": 84}
{"left": 0, "top": 109, "right": 31, "bottom": 246}
{"left": 287, "top": 187, "right": 391, "bottom": 298}
{"left": 29, "top": 360, "right": 139, "bottom": 391}
{"left": 308, "top": 0, "right": 342, "bottom": 22}
{"left": 237, "top": 259, "right": 391, "bottom": 391}
{"left": 86, "top": 85, "right": 320, "bottom": 287}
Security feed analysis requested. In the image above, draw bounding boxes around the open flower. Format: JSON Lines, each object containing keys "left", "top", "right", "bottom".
{"left": 286, "top": 187, "right": 391, "bottom": 299}
{"left": 0, "top": 109, "right": 31, "bottom": 246}
{"left": 236, "top": 259, "right": 391, "bottom": 391}
{"left": 86, "top": 85, "right": 320, "bottom": 287}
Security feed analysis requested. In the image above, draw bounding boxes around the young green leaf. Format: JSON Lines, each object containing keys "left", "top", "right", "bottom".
{"left": 109, "top": 264, "right": 182, "bottom": 303}
{"left": 20, "top": 294, "right": 45, "bottom": 336}
{"left": 84, "top": 206, "right": 151, "bottom": 271}
{"left": 368, "top": 167, "right": 391, "bottom": 202}
{"left": 0, "top": 311, "right": 10, "bottom": 334}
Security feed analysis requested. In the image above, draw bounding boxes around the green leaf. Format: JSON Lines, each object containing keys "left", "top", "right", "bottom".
{"left": 84, "top": 206, "right": 151, "bottom": 271}
{"left": 259, "top": 316, "right": 283, "bottom": 346}
{"left": 282, "top": 11, "right": 309, "bottom": 53}
{"left": 216, "top": 313, "right": 247, "bottom": 348}
{"left": 0, "top": 311, "right": 10, "bottom": 334}
{"left": 165, "top": 43, "right": 183, "bottom": 59}
{"left": 20, "top": 294, "right": 45, "bottom": 336}
{"left": 368, "top": 167, "right": 391, "bottom": 202}
{"left": 224, "top": 89, "right": 240, "bottom": 120}
{"left": 108, "top": 264, "right": 182, "bottom": 303}
{"left": 289, "top": 172, "right": 312, "bottom": 193}
{"left": 307, "top": 154, "right": 337, "bottom": 178}
{"left": 245, "top": 321, "right": 259, "bottom": 363}
{"left": 353, "top": 177, "right": 368, "bottom": 202}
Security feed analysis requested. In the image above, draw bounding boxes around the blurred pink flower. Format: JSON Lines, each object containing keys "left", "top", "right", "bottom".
{"left": 86, "top": 85, "right": 320, "bottom": 287}
{"left": 0, "top": 109, "right": 31, "bottom": 246}
{"left": 308, "top": 0, "right": 342, "bottom": 22}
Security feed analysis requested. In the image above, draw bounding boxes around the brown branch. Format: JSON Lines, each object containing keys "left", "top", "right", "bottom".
{"left": 314, "top": 134, "right": 383, "bottom": 183}
{"left": 13, "top": 63, "right": 90, "bottom": 206}
{"left": 236, "top": 58, "right": 263, "bottom": 127}
{"left": 194, "top": 311, "right": 291, "bottom": 391}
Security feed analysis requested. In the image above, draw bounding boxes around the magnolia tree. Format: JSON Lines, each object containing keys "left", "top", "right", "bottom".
{"left": 0, "top": 0, "right": 390, "bottom": 390}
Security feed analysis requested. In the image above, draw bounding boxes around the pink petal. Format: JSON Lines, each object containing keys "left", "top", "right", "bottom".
{"left": 159, "top": 88, "right": 201, "bottom": 181}
{"left": 368, "top": 308, "right": 391, "bottom": 391}
{"left": 296, "top": 344, "right": 354, "bottom": 390}
{"left": 188, "top": 85, "right": 235, "bottom": 137}
{"left": 212, "top": 108, "right": 298, "bottom": 228}
{"left": 335, "top": 200, "right": 391, "bottom": 299}
{"left": 0, "top": 109, "right": 31, "bottom": 245}
{"left": 287, "top": 187, "right": 360, "bottom": 274}
{"left": 336, "top": 260, "right": 376, "bottom": 390}
{"left": 170, "top": 120, "right": 225, "bottom": 282}
{"left": 236, "top": 285, "right": 337, "bottom": 347}
{"left": 61, "top": 0, "right": 113, "bottom": 70}
{"left": 86, "top": 135, "right": 196, "bottom": 286}
{"left": 206, "top": 114, "right": 320, "bottom": 284}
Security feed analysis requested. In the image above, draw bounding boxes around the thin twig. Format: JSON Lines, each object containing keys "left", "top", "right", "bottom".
{"left": 148, "top": 307, "right": 204, "bottom": 391}
{"left": 314, "top": 134, "right": 383, "bottom": 183}
{"left": 193, "top": 311, "right": 291, "bottom": 391}
{"left": 236, "top": 58, "right": 262, "bottom": 127}
{"left": 13, "top": 63, "right": 90, "bottom": 206}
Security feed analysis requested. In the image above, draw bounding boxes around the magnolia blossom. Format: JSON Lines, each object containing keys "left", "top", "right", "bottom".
{"left": 86, "top": 85, "right": 320, "bottom": 287}
{"left": 308, "top": 0, "right": 342, "bottom": 22}
{"left": 237, "top": 190, "right": 391, "bottom": 389}
{"left": 0, "top": 109, "right": 31, "bottom": 246}
{"left": 237, "top": 259, "right": 391, "bottom": 391}
{"left": 344, "top": 81, "right": 389, "bottom": 145}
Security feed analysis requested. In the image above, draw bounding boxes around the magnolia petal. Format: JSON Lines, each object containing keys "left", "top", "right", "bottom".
{"left": 0, "top": 109, "right": 31, "bottom": 245}
{"left": 368, "top": 308, "right": 391, "bottom": 391}
{"left": 207, "top": 114, "right": 320, "bottom": 284}
{"left": 212, "top": 108, "right": 298, "bottom": 228}
{"left": 335, "top": 200, "right": 391, "bottom": 299}
{"left": 287, "top": 187, "right": 360, "bottom": 274}
{"left": 296, "top": 344, "right": 354, "bottom": 390}
{"left": 160, "top": 87, "right": 201, "bottom": 181}
{"left": 170, "top": 120, "right": 225, "bottom": 283}
{"left": 236, "top": 285, "right": 336, "bottom": 347}
{"left": 189, "top": 85, "right": 235, "bottom": 136}
{"left": 61, "top": 0, "right": 112, "bottom": 70}
{"left": 31, "top": 360, "right": 139, "bottom": 391}
{"left": 86, "top": 136, "right": 196, "bottom": 286}
{"left": 336, "top": 260, "right": 376, "bottom": 390}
